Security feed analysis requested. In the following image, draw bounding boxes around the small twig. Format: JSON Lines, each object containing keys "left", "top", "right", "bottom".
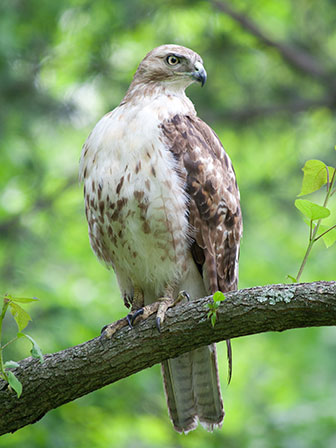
{"left": 1, "top": 337, "right": 18, "bottom": 351}
{"left": 314, "top": 224, "right": 336, "bottom": 242}
{"left": 0, "top": 299, "right": 10, "bottom": 382}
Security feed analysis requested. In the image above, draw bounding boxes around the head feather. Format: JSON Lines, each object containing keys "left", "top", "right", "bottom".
{"left": 132, "top": 44, "right": 203, "bottom": 86}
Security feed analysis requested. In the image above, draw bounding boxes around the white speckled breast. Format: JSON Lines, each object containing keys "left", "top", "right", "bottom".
{"left": 79, "top": 88, "right": 195, "bottom": 303}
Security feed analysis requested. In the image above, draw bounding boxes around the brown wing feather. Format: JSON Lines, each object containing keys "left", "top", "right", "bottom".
{"left": 160, "top": 114, "right": 242, "bottom": 295}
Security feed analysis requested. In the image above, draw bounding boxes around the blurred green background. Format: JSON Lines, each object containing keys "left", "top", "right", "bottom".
{"left": 1, "top": 0, "right": 336, "bottom": 447}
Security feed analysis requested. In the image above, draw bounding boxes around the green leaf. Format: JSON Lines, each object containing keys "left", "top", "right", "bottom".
{"left": 7, "top": 371, "right": 22, "bottom": 398}
{"left": 318, "top": 224, "right": 336, "bottom": 248}
{"left": 4, "top": 361, "right": 20, "bottom": 369}
{"left": 211, "top": 313, "right": 217, "bottom": 327}
{"left": 327, "top": 166, "right": 336, "bottom": 182}
{"left": 287, "top": 275, "right": 297, "bottom": 283}
{"left": 323, "top": 229, "right": 336, "bottom": 248}
{"left": 213, "top": 291, "right": 226, "bottom": 302}
{"left": 9, "top": 297, "right": 39, "bottom": 304}
{"left": 17, "top": 333, "right": 44, "bottom": 363}
{"left": 295, "top": 199, "right": 330, "bottom": 220}
{"left": 9, "top": 302, "right": 31, "bottom": 331}
{"left": 299, "top": 160, "right": 328, "bottom": 196}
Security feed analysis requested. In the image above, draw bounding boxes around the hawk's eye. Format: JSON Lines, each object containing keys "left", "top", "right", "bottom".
{"left": 166, "top": 55, "right": 180, "bottom": 66}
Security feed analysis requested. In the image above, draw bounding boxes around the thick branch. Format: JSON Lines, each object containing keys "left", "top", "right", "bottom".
{"left": 1, "top": 281, "right": 335, "bottom": 435}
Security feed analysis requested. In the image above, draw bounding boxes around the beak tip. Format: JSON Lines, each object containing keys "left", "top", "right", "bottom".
{"left": 192, "top": 69, "right": 207, "bottom": 87}
{"left": 192, "top": 62, "right": 207, "bottom": 87}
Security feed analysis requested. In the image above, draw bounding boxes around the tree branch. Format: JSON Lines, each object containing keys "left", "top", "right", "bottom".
{"left": 204, "top": 95, "right": 336, "bottom": 123}
{"left": 210, "top": 0, "right": 332, "bottom": 80}
{"left": 1, "top": 281, "right": 335, "bottom": 435}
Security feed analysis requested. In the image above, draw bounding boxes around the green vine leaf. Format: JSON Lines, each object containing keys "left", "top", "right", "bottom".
{"left": 317, "top": 224, "right": 336, "bottom": 248}
{"left": 294, "top": 153, "right": 335, "bottom": 282}
{"left": 295, "top": 199, "right": 330, "bottom": 221}
{"left": 9, "top": 302, "right": 32, "bottom": 332}
{"left": 7, "top": 296, "right": 39, "bottom": 304}
{"left": 206, "top": 291, "right": 226, "bottom": 327}
{"left": 210, "top": 313, "right": 217, "bottom": 327}
{"left": 4, "top": 361, "right": 20, "bottom": 369}
{"left": 17, "top": 333, "right": 44, "bottom": 363}
{"left": 213, "top": 291, "right": 226, "bottom": 302}
{"left": 7, "top": 371, "right": 22, "bottom": 398}
{"left": 287, "top": 275, "right": 297, "bottom": 283}
{"left": 298, "top": 160, "right": 329, "bottom": 196}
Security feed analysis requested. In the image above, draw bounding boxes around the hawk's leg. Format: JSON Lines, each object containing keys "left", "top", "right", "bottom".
{"left": 126, "top": 286, "right": 145, "bottom": 327}
{"left": 101, "top": 287, "right": 144, "bottom": 338}
{"left": 128, "top": 288, "right": 189, "bottom": 330}
{"left": 155, "top": 290, "right": 189, "bottom": 332}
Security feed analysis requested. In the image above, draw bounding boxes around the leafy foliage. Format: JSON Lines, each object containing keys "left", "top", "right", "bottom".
{"left": 0, "top": 295, "right": 43, "bottom": 398}
{"left": 298, "top": 160, "right": 334, "bottom": 196}
{"left": 295, "top": 199, "right": 330, "bottom": 221}
{"left": 292, "top": 155, "right": 336, "bottom": 281}
{"left": 207, "top": 291, "right": 226, "bottom": 327}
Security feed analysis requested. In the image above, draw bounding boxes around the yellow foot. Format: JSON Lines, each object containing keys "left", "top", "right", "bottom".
{"left": 156, "top": 290, "right": 190, "bottom": 332}
{"left": 101, "top": 317, "right": 129, "bottom": 338}
{"left": 101, "top": 290, "right": 190, "bottom": 338}
{"left": 100, "top": 301, "right": 160, "bottom": 339}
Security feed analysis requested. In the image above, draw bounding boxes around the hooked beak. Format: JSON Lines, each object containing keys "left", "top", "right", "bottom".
{"left": 191, "top": 61, "right": 207, "bottom": 87}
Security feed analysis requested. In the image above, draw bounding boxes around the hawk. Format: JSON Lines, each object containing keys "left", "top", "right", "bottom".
{"left": 79, "top": 44, "right": 242, "bottom": 433}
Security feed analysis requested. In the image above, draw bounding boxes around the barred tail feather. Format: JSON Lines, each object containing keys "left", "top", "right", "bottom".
{"left": 161, "top": 352, "right": 198, "bottom": 433}
{"left": 192, "top": 344, "right": 224, "bottom": 430}
{"left": 161, "top": 344, "right": 224, "bottom": 433}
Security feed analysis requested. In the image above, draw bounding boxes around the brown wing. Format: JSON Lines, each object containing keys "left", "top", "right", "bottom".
{"left": 160, "top": 114, "right": 242, "bottom": 295}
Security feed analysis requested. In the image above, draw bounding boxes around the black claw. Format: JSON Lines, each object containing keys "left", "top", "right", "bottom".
{"left": 182, "top": 291, "right": 190, "bottom": 302}
{"left": 131, "top": 308, "right": 144, "bottom": 324}
{"left": 127, "top": 308, "right": 144, "bottom": 328}
{"left": 177, "top": 290, "right": 190, "bottom": 302}
{"left": 156, "top": 317, "right": 161, "bottom": 333}
{"left": 101, "top": 324, "right": 108, "bottom": 334}
{"left": 126, "top": 314, "right": 133, "bottom": 329}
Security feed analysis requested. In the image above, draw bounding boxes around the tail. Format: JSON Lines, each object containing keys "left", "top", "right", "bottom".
{"left": 161, "top": 344, "right": 224, "bottom": 433}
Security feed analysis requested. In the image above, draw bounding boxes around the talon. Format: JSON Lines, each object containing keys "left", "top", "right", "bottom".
{"left": 126, "top": 314, "right": 133, "bottom": 329}
{"left": 178, "top": 290, "right": 190, "bottom": 302}
{"left": 131, "top": 308, "right": 144, "bottom": 325}
{"left": 156, "top": 317, "right": 162, "bottom": 333}
{"left": 127, "top": 308, "right": 144, "bottom": 328}
{"left": 101, "top": 317, "right": 128, "bottom": 338}
{"left": 101, "top": 324, "right": 108, "bottom": 334}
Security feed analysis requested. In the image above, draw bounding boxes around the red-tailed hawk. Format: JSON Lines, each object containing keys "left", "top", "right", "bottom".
{"left": 79, "top": 44, "right": 242, "bottom": 433}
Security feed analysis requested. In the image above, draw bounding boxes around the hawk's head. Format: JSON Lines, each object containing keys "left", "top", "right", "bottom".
{"left": 132, "top": 44, "right": 207, "bottom": 89}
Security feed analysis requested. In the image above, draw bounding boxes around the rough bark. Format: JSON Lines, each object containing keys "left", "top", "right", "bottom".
{"left": 0, "top": 281, "right": 335, "bottom": 435}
